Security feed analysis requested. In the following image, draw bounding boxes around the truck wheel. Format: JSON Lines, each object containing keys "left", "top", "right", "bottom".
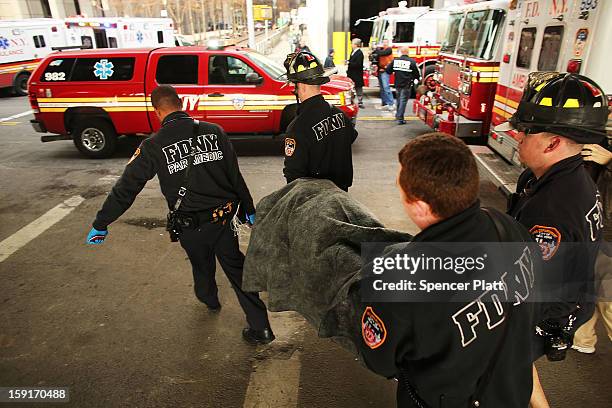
{"left": 14, "top": 73, "right": 30, "bottom": 96}
{"left": 72, "top": 118, "right": 117, "bottom": 159}
{"left": 423, "top": 65, "right": 437, "bottom": 91}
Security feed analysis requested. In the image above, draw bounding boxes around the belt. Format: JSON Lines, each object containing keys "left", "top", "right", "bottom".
{"left": 196, "top": 201, "right": 237, "bottom": 224}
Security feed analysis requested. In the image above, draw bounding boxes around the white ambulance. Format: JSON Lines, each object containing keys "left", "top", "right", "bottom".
{"left": 474, "top": 0, "right": 612, "bottom": 194}
{"left": 358, "top": 1, "right": 448, "bottom": 87}
{"left": 0, "top": 19, "right": 66, "bottom": 95}
{"left": 63, "top": 17, "right": 175, "bottom": 49}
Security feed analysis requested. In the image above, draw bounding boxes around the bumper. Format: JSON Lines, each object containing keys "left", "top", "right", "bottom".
{"left": 30, "top": 119, "right": 47, "bottom": 133}
{"left": 414, "top": 101, "right": 483, "bottom": 138}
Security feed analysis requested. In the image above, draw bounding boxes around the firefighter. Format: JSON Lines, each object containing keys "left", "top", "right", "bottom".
{"left": 85, "top": 85, "right": 274, "bottom": 345}
{"left": 385, "top": 46, "right": 420, "bottom": 124}
{"left": 351, "top": 133, "right": 537, "bottom": 407}
{"left": 372, "top": 39, "right": 395, "bottom": 110}
{"left": 495, "top": 72, "right": 607, "bottom": 407}
{"left": 282, "top": 51, "right": 358, "bottom": 192}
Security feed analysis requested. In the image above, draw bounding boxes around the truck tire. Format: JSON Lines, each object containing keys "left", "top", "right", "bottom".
{"left": 72, "top": 118, "right": 117, "bottom": 159}
{"left": 423, "top": 65, "right": 437, "bottom": 91}
{"left": 14, "top": 73, "right": 30, "bottom": 96}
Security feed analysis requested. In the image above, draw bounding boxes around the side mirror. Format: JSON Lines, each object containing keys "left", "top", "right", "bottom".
{"left": 246, "top": 72, "right": 263, "bottom": 84}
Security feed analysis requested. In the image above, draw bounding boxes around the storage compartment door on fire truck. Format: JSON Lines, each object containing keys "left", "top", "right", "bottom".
{"left": 200, "top": 54, "right": 273, "bottom": 134}
{"left": 146, "top": 51, "right": 206, "bottom": 132}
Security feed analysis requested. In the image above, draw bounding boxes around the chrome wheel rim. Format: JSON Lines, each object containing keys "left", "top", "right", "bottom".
{"left": 81, "top": 128, "right": 106, "bottom": 152}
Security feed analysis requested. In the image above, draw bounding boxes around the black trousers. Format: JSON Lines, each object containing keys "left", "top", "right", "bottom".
{"left": 179, "top": 221, "right": 270, "bottom": 330}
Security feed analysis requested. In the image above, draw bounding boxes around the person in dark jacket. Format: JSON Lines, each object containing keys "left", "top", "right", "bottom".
{"left": 86, "top": 85, "right": 274, "bottom": 345}
{"left": 352, "top": 133, "right": 537, "bottom": 407}
{"left": 497, "top": 72, "right": 607, "bottom": 408}
{"left": 324, "top": 48, "right": 335, "bottom": 69}
{"left": 282, "top": 51, "right": 358, "bottom": 191}
{"left": 346, "top": 38, "right": 365, "bottom": 108}
{"left": 386, "top": 46, "right": 420, "bottom": 124}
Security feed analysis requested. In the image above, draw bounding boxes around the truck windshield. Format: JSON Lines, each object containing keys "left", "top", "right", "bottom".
{"left": 247, "top": 51, "right": 286, "bottom": 79}
{"left": 457, "top": 9, "right": 505, "bottom": 60}
{"left": 440, "top": 12, "right": 463, "bottom": 53}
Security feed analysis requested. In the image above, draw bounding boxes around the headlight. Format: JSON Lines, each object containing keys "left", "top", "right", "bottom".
{"left": 344, "top": 90, "right": 354, "bottom": 105}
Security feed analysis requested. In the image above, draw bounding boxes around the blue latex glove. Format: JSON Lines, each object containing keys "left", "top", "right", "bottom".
{"left": 246, "top": 213, "right": 256, "bottom": 225}
{"left": 87, "top": 228, "right": 108, "bottom": 244}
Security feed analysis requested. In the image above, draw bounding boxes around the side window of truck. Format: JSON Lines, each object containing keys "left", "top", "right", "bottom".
{"left": 516, "top": 27, "right": 537, "bottom": 69}
{"left": 81, "top": 36, "right": 93, "bottom": 49}
{"left": 394, "top": 22, "right": 415, "bottom": 43}
{"left": 33, "top": 35, "right": 46, "bottom": 48}
{"left": 538, "top": 26, "right": 564, "bottom": 71}
{"left": 71, "top": 58, "right": 136, "bottom": 81}
{"left": 41, "top": 58, "right": 76, "bottom": 82}
{"left": 208, "top": 55, "right": 255, "bottom": 85}
{"left": 156, "top": 55, "right": 198, "bottom": 84}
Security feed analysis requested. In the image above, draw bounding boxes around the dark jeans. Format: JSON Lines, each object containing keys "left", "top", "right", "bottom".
{"left": 179, "top": 221, "right": 270, "bottom": 330}
{"left": 396, "top": 85, "right": 412, "bottom": 121}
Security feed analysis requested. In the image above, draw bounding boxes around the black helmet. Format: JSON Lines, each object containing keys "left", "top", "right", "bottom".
{"left": 284, "top": 51, "right": 332, "bottom": 85}
{"left": 495, "top": 72, "right": 609, "bottom": 143}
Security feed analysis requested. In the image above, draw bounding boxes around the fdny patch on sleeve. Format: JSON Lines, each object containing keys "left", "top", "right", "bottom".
{"left": 362, "top": 306, "right": 387, "bottom": 349}
{"left": 529, "top": 225, "right": 562, "bottom": 261}
{"left": 285, "top": 138, "right": 296, "bottom": 157}
{"left": 128, "top": 147, "right": 141, "bottom": 164}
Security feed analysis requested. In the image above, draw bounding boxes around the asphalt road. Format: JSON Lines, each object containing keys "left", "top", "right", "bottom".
{"left": 0, "top": 92, "right": 610, "bottom": 408}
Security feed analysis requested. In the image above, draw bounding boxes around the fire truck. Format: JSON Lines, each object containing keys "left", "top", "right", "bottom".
{"left": 63, "top": 17, "right": 175, "bottom": 49}
{"left": 470, "top": 0, "right": 611, "bottom": 194}
{"left": 358, "top": 1, "right": 448, "bottom": 89}
{"left": 0, "top": 19, "right": 66, "bottom": 96}
{"left": 27, "top": 45, "right": 358, "bottom": 158}
{"left": 414, "top": 0, "right": 510, "bottom": 140}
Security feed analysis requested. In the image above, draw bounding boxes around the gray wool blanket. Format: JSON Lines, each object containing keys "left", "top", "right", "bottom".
{"left": 243, "top": 178, "right": 412, "bottom": 350}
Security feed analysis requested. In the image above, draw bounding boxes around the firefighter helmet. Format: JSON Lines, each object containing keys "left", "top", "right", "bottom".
{"left": 495, "top": 72, "right": 609, "bottom": 143}
{"left": 284, "top": 51, "right": 333, "bottom": 85}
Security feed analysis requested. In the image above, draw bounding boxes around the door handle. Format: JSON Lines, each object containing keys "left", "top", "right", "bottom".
{"left": 208, "top": 92, "right": 224, "bottom": 97}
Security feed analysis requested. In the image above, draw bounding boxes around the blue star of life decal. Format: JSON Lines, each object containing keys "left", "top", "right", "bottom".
{"left": 93, "top": 59, "right": 114, "bottom": 80}
{"left": 0, "top": 37, "right": 9, "bottom": 49}
{"left": 136, "top": 31, "right": 144, "bottom": 43}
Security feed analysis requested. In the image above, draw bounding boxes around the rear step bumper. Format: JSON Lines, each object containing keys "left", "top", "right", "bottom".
{"left": 41, "top": 134, "right": 71, "bottom": 143}
{"left": 470, "top": 145, "right": 523, "bottom": 197}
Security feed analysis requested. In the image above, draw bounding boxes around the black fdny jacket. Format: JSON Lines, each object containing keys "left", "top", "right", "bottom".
{"left": 352, "top": 202, "right": 537, "bottom": 407}
{"left": 283, "top": 94, "right": 358, "bottom": 191}
{"left": 385, "top": 55, "right": 420, "bottom": 89}
{"left": 93, "top": 111, "right": 254, "bottom": 230}
{"left": 508, "top": 155, "right": 603, "bottom": 330}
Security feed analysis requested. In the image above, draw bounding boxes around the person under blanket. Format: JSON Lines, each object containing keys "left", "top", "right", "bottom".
{"left": 350, "top": 133, "right": 539, "bottom": 407}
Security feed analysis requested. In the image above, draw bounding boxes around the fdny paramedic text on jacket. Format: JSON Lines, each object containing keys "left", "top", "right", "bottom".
{"left": 87, "top": 85, "right": 274, "bottom": 345}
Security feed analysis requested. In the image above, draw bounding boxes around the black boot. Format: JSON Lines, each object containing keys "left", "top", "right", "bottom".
{"left": 242, "top": 327, "right": 275, "bottom": 345}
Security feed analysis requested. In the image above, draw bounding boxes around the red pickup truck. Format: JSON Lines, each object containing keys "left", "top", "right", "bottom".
{"left": 28, "top": 45, "right": 359, "bottom": 158}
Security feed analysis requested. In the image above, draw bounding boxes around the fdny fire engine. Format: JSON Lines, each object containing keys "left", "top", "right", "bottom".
{"left": 27, "top": 45, "right": 358, "bottom": 158}
{"left": 357, "top": 1, "right": 448, "bottom": 88}
{"left": 414, "top": 0, "right": 510, "bottom": 140}
{"left": 0, "top": 19, "right": 66, "bottom": 96}
{"left": 471, "top": 0, "right": 611, "bottom": 194}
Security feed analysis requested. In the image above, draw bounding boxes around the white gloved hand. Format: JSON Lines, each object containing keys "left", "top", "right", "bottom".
{"left": 582, "top": 144, "right": 612, "bottom": 166}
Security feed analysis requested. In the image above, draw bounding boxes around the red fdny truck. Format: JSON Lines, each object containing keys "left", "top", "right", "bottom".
{"left": 27, "top": 45, "right": 358, "bottom": 158}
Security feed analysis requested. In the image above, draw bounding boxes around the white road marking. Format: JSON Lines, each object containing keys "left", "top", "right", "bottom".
{"left": 0, "top": 195, "right": 85, "bottom": 263}
{"left": 0, "top": 110, "right": 33, "bottom": 123}
{"left": 243, "top": 311, "right": 305, "bottom": 408}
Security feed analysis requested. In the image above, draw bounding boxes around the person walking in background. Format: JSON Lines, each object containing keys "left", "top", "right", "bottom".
{"left": 347, "top": 38, "right": 365, "bottom": 109}
{"left": 373, "top": 39, "right": 395, "bottom": 111}
{"left": 324, "top": 48, "right": 335, "bottom": 69}
{"left": 385, "top": 46, "right": 420, "bottom": 124}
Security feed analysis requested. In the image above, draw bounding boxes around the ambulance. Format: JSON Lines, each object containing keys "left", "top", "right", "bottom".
{"left": 472, "top": 0, "right": 612, "bottom": 194}
{"left": 0, "top": 19, "right": 66, "bottom": 95}
{"left": 63, "top": 17, "right": 175, "bottom": 49}
{"left": 27, "top": 45, "right": 358, "bottom": 158}
{"left": 358, "top": 1, "right": 448, "bottom": 89}
{"left": 414, "top": 0, "right": 510, "bottom": 140}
